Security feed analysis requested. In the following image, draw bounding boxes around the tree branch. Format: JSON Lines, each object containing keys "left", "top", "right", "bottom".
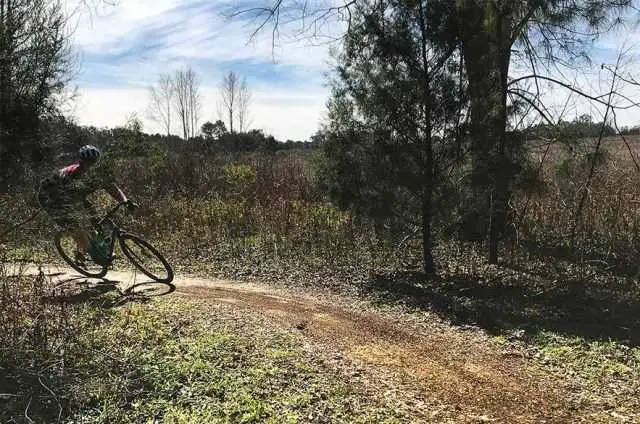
{"left": 228, "top": 0, "right": 357, "bottom": 54}
{"left": 510, "top": 4, "right": 541, "bottom": 45}
{"left": 228, "top": 1, "right": 285, "bottom": 44}
{"left": 508, "top": 73, "right": 640, "bottom": 110}
{"left": 507, "top": 89, "right": 556, "bottom": 127}
{"left": 572, "top": 53, "right": 622, "bottom": 238}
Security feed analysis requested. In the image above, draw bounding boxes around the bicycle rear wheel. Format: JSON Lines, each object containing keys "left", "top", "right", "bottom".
{"left": 54, "top": 232, "right": 108, "bottom": 278}
{"left": 119, "top": 233, "right": 174, "bottom": 283}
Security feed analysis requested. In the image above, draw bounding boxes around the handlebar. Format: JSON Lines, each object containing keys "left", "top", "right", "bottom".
{"left": 97, "top": 200, "right": 137, "bottom": 226}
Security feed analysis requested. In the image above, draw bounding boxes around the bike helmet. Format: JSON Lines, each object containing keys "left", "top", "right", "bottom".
{"left": 78, "top": 145, "right": 101, "bottom": 162}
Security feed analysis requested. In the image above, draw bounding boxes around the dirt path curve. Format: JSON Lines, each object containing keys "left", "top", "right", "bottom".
{"left": 8, "top": 263, "right": 579, "bottom": 423}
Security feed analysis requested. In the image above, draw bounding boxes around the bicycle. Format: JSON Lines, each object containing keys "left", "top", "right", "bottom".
{"left": 54, "top": 201, "right": 174, "bottom": 284}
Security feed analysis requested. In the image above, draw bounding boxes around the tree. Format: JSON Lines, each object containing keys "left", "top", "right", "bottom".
{"left": 316, "top": 0, "right": 462, "bottom": 275}
{"left": 235, "top": 0, "right": 636, "bottom": 264}
{"left": 238, "top": 77, "right": 251, "bottom": 132}
{"left": 523, "top": 115, "right": 616, "bottom": 141}
{"left": 0, "top": 0, "right": 74, "bottom": 185}
{"left": 454, "top": 0, "right": 634, "bottom": 263}
{"left": 212, "top": 120, "right": 228, "bottom": 138}
{"left": 123, "top": 112, "right": 145, "bottom": 155}
{"left": 173, "top": 66, "right": 201, "bottom": 140}
{"left": 201, "top": 119, "right": 227, "bottom": 140}
{"left": 147, "top": 73, "right": 174, "bottom": 136}
{"left": 201, "top": 121, "right": 215, "bottom": 139}
{"left": 219, "top": 71, "right": 251, "bottom": 133}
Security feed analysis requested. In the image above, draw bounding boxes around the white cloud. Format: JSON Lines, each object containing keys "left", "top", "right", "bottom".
{"left": 68, "top": 1, "right": 335, "bottom": 140}
{"left": 70, "top": 0, "right": 187, "bottom": 53}
{"left": 234, "top": 87, "right": 328, "bottom": 140}
{"left": 71, "top": 1, "right": 334, "bottom": 71}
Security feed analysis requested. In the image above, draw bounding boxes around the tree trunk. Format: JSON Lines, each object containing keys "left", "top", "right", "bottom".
{"left": 456, "top": 0, "right": 512, "bottom": 264}
{"left": 418, "top": 0, "right": 435, "bottom": 275}
{"left": 422, "top": 140, "right": 435, "bottom": 275}
{"left": 166, "top": 100, "right": 171, "bottom": 137}
{"left": 182, "top": 109, "right": 187, "bottom": 140}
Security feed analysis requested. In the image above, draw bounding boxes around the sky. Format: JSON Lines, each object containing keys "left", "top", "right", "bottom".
{"left": 68, "top": 0, "right": 342, "bottom": 141}
{"left": 67, "top": 1, "right": 640, "bottom": 141}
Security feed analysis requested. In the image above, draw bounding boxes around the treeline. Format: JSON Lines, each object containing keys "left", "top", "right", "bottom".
{"left": 520, "top": 114, "right": 640, "bottom": 141}
{"left": 66, "top": 112, "right": 640, "bottom": 164}
{"left": 40, "top": 116, "right": 317, "bottom": 164}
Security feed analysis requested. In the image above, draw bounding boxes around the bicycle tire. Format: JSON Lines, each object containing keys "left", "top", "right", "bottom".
{"left": 119, "top": 233, "right": 174, "bottom": 283}
{"left": 54, "top": 232, "right": 108, "bottom": 278}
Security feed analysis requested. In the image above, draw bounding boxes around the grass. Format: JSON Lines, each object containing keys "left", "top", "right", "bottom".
{"left": 534, "top": 333, "right": 639, "bottom": 380}
{"left": 526, "top": 331, "right": 640, "bottom": 421}
{"left": 0, "top": 272, "right": 407, "bottom": 423}
{"left": 486, "top": 330, "right": 640, "bottom": 420}
{"left": 518, "top": 136, "right": 640, "bottom": 274}
{"left": 3, "top": 255, "right": 640, "bottom": 422}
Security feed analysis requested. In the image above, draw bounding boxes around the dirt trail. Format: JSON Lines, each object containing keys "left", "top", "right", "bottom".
{"left": 9, "top": 264, "right": 579, "bottom": 423}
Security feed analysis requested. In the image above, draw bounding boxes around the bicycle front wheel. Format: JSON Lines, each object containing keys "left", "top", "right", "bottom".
{"left": 119, "top": 233, "right": 174, "bottom": 283}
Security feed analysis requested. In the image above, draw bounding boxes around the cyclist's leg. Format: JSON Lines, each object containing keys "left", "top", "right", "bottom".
{"left": 69, "top": 204, "right": 94, "bottom": 254}
{"left": 42, "top": 188, "right": 94, "bottom": 264}
{"left": 73, "top": 230, "right": 91, "bottom": 254}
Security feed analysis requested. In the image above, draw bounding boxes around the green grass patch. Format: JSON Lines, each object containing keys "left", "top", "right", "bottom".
{"left": 1, "top": 293, "right": 406, "bottom": 424}
{"left": 532, "top": 331, "right": 640, "bottom": 381}
{"left": 526, "top": 330, "right": 640, "bottom": 420}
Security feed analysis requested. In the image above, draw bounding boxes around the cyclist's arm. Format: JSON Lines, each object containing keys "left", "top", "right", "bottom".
{"left": 105, "top": 183, "right": 128, "bottom": 204}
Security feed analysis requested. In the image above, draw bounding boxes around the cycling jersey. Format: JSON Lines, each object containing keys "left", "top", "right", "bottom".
{"left": 38, "top": 161, "right": 113, "bottom": 230}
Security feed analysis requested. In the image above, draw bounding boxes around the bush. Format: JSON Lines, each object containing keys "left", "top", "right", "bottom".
{"left": 0, "top": 257, "right": 88, "bottom": 422}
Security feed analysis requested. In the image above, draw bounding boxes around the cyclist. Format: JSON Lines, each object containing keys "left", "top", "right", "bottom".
{"left": 38, "top": 145, "right": 133, "bottom": 264}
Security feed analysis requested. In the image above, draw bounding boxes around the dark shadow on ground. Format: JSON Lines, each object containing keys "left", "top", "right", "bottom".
{"left": 43, "top": 275, "right": 176, "bottom": 308}
{"left": 361, "top": 266, "right": 640, "bottom": 346}
{"left": 0, "top": 371, "right": 68, "bottom": 424}
{"left": 518, "top": 238, "right": 640, "bottom": 280}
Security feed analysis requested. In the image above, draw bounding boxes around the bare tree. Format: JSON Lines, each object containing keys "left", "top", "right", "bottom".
{"left": 174, "top": 70, "right": 189, "bottom": 139}
{"left": 219, "top": 71, "right": 252, "bottom": 133}
{"left": 173, "top": 66, "right": 201, "bottom": 140}
{"left": 146, "top": 73, "right": 173, "bottom": 136}
{"left": 219, "top": 71, "right": 239, "bottom": 133}
{"left": 188, "top": 70, "right": 200, "bottom": 138}
{"left": 238, "top": 77, "right": 251, "bottom": 132}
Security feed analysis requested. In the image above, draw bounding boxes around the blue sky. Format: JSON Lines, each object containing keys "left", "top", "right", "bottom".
{"left": 68, "top": 1, "right": 640, "bottom": 140}
{"left": 69, "top": 0, "right": 337, "bottom": 141}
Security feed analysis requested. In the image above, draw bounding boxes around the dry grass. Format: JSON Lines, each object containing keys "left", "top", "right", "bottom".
{"left": 512, "top": 135, "right": 640, "bottom": 274}
{"left": 0, "top": 257, "right": 89, "bottom": 422}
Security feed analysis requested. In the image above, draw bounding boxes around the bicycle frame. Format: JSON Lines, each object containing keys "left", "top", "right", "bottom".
{"left": 90, "top": 202, "right": 129, "bottom": 266}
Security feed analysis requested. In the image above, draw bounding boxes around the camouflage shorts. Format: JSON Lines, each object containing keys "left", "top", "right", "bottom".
{"left": 37, "top": 188, "right": 93, "bottom": 232}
